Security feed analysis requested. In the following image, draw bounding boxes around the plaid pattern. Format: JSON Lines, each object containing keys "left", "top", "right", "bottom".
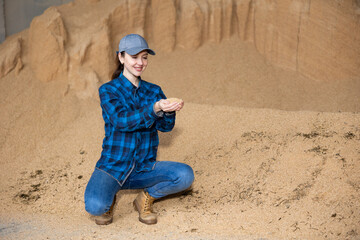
{"left": 95, "top": 72, "right": 175, "bottom": 186}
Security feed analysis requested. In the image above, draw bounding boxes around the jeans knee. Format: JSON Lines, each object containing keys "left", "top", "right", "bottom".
{"left": 177, "top": 164, "right": 195, "bottom": 190}
{"left": 85, "top": 198, "right": 107, "bottom": 216}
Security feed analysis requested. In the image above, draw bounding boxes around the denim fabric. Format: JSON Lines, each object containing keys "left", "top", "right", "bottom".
{"left": 84, "top": 161, "right": 194, "bottom": 216}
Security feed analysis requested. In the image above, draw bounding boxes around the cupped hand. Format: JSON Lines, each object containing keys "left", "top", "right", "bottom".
{"left": 157, "top": 99, "right": 184, "bottom": 112}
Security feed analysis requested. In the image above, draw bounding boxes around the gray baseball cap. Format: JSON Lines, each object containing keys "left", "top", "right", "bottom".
{"left": 118, "top": 34, "right": 155, "bottom": 55}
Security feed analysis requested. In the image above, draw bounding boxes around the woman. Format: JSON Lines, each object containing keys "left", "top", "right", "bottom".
{"left": 84, "top": 34, "right": 194, "bottom": 225}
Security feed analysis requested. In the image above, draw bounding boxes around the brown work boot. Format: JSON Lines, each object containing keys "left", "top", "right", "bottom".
{"left": 95, "top": 195, "right": 116, "bottom": 225}
{"left": 133, "top": 191, "right": 157, "bottom": 225}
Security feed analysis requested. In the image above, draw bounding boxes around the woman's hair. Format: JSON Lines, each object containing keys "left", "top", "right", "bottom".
{"left": 111, "top": 52, "right": 124, "bottom": 79}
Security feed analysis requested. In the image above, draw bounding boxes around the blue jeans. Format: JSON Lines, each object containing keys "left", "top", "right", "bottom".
{"left": 84, "top": 161, "right": 194, "bottom": 216}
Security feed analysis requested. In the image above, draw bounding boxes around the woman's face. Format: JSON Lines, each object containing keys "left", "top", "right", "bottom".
{"left": 119, "top": 51, "right": 148, "bottom": 79}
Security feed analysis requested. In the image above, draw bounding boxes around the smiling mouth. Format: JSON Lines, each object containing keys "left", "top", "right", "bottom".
{"left": 134, "top": 67, "right": 143, "bottom": 72}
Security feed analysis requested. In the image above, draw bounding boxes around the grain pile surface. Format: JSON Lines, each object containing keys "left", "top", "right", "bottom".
{"left": 0, "top": 0, "right": 359, "bottom": 239}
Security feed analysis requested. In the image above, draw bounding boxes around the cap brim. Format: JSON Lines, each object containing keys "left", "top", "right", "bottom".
{"left": 125, "top": 47, "right": 156, "bottom": 56}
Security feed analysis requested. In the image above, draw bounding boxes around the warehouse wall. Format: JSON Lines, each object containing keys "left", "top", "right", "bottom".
{"left": 0, "top": 0, "right": 71, "bottom": 43}
{"left": 0, "top": 0, "right": 5, "bottom": 42}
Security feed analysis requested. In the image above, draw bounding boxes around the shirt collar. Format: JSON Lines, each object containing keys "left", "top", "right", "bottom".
{"left": 118, "top": 72, "right": 142, "bottom": 91}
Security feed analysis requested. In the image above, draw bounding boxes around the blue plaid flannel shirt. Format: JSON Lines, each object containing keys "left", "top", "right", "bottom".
{"left": 95, "top": 72, "right": 176, "bottom": 186}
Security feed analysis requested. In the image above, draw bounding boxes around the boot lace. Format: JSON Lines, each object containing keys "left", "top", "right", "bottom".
{"left": 143, "top": 194, "right": 154, "bottom": 213}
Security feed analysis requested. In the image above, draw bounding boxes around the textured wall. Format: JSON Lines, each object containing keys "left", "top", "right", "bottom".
{"left": 0, "top": 0, "right": 4, "bottom": 42}
{"left": 2, "top": 0, "right": 71, "bottom": 40}
{"left": 142, "top": 0, "right": 360, "bottom": 82}
{"left": 1, "top": 0, "right": 359, "bottom": 87}
{"left": 103, "top": 0, "right": 360, "bottom": 82}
